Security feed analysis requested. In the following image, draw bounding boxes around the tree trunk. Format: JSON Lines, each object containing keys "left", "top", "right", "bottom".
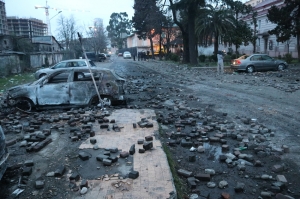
{"left": 214, "top": 34, "right": 219, "bottom": 55}
{"left": 297, "top": 34, "right": 300, "bottom": 62}
{"left": 150, "top": 37, "right": 154, "bottom": 59}
{"left": 183, "top": 33, "right": 189, "bottom": 63}
{"left": 187, "top": 4, "right": 198, "bottom": 65}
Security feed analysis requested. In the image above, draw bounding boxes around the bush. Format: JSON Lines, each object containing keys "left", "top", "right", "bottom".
{"left": 198, "top": 55, "right": 206, "bottom": 62}
{"left": 278, "top": 55, "right": 282, "bottom": 59}
{"left": 231, "top": 54, "right": 240, "bottom": 59}
{"left": 167, "top": 53, "right": 180, "bottom": 62}
{"left": 283, "top": 53, "right": 293, "bottom": 64}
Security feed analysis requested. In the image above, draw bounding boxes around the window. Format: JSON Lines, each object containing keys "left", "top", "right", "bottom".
{"left": 265, "top": 19, "right": 268, "bottom": 23}
{"left": 257, "top": 38, "right": 260, "bottom": 46}
{"left": 48, "top": 72, "right": 69, "bottom": 83}
{"left": 4, "top": 40, "right": 7, "bottom": 45}
{"left": 258, "top": 20, "right": 261, "bottom": 29}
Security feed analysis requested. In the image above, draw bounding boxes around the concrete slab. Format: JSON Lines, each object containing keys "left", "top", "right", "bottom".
{"left": 76, "top": 109, "right": 176, "bottom": 199}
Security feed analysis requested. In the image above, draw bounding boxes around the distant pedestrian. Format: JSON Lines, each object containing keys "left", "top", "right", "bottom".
{"left": 217, "top": 50, "right": 224, "bottom": 75}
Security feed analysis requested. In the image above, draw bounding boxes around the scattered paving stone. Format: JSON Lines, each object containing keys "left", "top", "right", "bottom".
{"left": 96, "top": 154, "right": 109, "bottom": 162}
{"left": 218, "top": 180, "right": 228, "bottom": 189}
{"left": 137, "top": 139, "right": 144, "bottom": 144}
{"left": 22, "top": 167, "right": 32, "bottom": 176}
{"left": 129, "top": 144, "right": 135, "bottom": 155}
{"left": 143, "top": 141, "right": 153, "bottom": 150}
{"left": 119, "top": 151, "right": 129, "bottom": 158}
{"left": 187, "top": 177, "right": 196, "bottom": 189}
{"left": 69, "top": 173, "right": 80, "bottom": 181}
{"left": 138, "top": 148, "right": 145, "bottom": 153}
{"left": 90, "top": 138, "right": 97, "bottom": 144}
{"left": 221, "top": 192, "right": 230, "bottom": 199}
{"left": 276, "top": 175, "right": 287, "bottom": 184}
{"left": 194, "top": 173, "right": 211, "bottom": 181}
{"left": 35, "top": 180, "right": 44, "bottom": 189}
{"left": 54, "top": 165, "right": 66, "bottom": 177}
{"left": 103, "top": 159, "right": 112, "bottom": 166}
{"left": 24, "top": 160, "right": 34, "bottom": 167}
{"left": 207, "top": 182, "right": 216, "bottom": 188}
{"left": 78, "top": 151, "right": 90, "bottom": 161}
{"left": 177, "top": 169, "right": 192, "bottom": 178}
{"left": 234, "top": 182, "right": 245, "bottom": 192}
{"left": 80, "top": 187, "right": 88, "bottom": 195}
{"left": 128, "top": 171, "right": 139, "bottom": 179}
{"left": 145, "top": 136, "right": 153, "bottom": 141}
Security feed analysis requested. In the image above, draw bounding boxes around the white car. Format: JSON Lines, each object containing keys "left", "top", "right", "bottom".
{"left": 123, "top": 51, "right": 132, "bottom": 59}
{"left": 34, "top": 59, "right": 96, "bottom": 79}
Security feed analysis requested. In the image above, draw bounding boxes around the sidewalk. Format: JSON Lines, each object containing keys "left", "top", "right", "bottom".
{"left": 77, "top": 109, "right": 176, "bottom": 199}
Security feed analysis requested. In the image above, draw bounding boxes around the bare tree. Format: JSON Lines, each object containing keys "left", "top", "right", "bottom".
{"left": 56, "top": 15, "right": 78, "bottom": 51}
{"left": 86, "top": 23, "right": 108, "bottom": 54}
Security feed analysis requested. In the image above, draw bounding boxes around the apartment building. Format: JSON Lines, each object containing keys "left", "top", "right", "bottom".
{"left": 0, "top": 0, "right": 8, "bottom": 35}
{"left": 239, "top": 0, "right": 297, "bottom": 58}
{"left": 6, "top": 17, "right": 47, "bottom": 38}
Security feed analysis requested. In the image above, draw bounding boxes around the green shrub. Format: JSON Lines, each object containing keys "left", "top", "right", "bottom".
{"left": 198, "top": 55, "right": 206, "bottom": 62}
{"left": 167, "top": 53, "right": 180, "bottom": 62}
{"left": 283, "top": 53, "right": 293, "bottom": 64}
{"left": 231, "top": 54, "right": 240, "bottom": 59}
{"left": 278, "top": 55, "right": 282, "bottom": 59}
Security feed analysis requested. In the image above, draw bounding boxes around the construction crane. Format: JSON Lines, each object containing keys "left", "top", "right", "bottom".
{"left": 35, "top": 0, "right": 90, "bottom": 35}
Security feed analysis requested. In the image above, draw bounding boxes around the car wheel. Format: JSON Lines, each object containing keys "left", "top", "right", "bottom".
{"left": 246, "top": 65, "right": 254, "bottom": 73}
{"left": 15, "top": 98, "right": 34, "bottom": 112}
{"left": 278, "top": 64, "right": 285, "bottom": 71}
{"left": 77, "top": 72, "right": 85, "bottom": 79}
{"left": 39, "top": 73, "right": 46, "bottom": 79}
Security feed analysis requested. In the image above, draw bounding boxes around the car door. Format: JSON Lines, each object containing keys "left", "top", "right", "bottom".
{"left": 250, "top": 55, "right": 265, "bottom": 70}
{"left": 69, "top": 70, "right": 103, "bottom": 105}
{"left": 36, "top": 71, "right": 71, "bottom": 105}
{"left": 261, "top": 55, "right": 275, "bottom": 70}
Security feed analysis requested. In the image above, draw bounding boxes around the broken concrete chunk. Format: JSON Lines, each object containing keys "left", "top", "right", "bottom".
{"left": 137, "top": 139, "right": 144, "bottom": 144}
{"left": 187, "top": 177, "right": 196, "bottom": 189}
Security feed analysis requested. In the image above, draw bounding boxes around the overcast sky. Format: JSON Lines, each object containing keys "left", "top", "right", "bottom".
{"left": 5, "top": 0, "right": 135, "bottom": 36}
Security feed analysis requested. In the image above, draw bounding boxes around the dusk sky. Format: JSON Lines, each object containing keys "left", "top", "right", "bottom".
{"left": 5, "top": 0, "right": 135, "bottom": 36}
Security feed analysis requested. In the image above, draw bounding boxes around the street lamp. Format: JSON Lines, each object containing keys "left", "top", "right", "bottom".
{"left": 49, "top": 11, "right": 62, "bottom": 65}
{"left": 49, "top": 11, "right": 62, "bottom": 35}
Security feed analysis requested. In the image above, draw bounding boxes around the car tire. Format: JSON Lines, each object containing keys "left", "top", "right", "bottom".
{"left": 278, "top": 64, "right": 285, "bottom": 71}
{"left": 246, "top": 65, "right": 254, "bottom": 73}
{"left": 15, "top": 98, "right": 34, "bottom": 112}
{"left": 39, "top": 73, "right": 46, "bottom": 79}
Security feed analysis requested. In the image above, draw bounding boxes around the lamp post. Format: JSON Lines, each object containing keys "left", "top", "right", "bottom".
{"left": 49, "top": 11, "right": 62, "bottom": 65}
{"left": 49, "top": 11, "right": 62, "bottom": 35}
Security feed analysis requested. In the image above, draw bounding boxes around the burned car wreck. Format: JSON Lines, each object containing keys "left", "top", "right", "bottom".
{"left": 0, "top": 125, "right": 9, "bottom": 180}
{"left": 5, "top": 67, "right": 126, "bottom": 111}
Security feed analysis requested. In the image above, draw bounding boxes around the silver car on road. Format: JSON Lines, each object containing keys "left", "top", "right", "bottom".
{"left": 34, "top": 59, "right": 96, "bottom": 79}
{"left": 231, "top": 54, "right": 288, "bottom": 73}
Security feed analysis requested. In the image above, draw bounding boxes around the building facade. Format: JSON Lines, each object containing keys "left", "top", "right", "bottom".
{"left": 7, "top": 17, "right": 47, "bottom": 38}
{"left": 0, "top": 0, "right": 8, "bottom": 35}
{"left": 238, "top": 0, "right": 297, "bottom": 58}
